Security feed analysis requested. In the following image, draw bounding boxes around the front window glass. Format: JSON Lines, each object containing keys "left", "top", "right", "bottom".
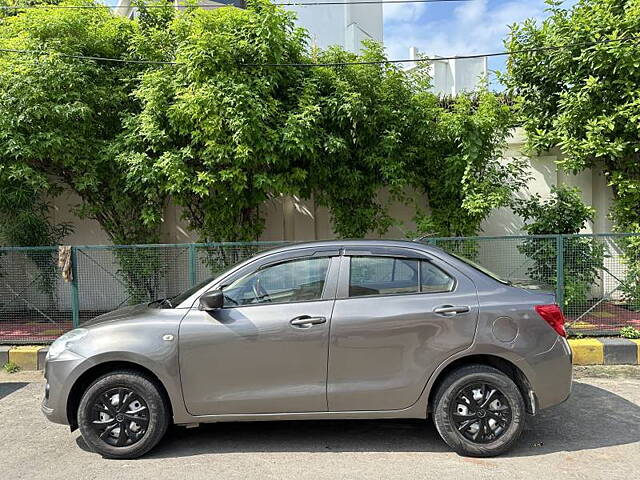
{"left": 222, "top": 257, "right": 330, "bottom": 306}
{"left": 349, "top": 257, "right": 419, "bottom": 297}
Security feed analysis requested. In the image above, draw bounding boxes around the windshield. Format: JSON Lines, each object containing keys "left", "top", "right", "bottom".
{"left": 447, "top": 252, "right": 510, "bottom": 285}
{"left": 153, "top": 254, "right": 257, "bottom": 307}
{"left": 166, "top": 276, "right": 214, "bottom": 307}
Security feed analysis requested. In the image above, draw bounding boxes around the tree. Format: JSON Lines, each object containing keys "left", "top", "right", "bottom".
{"left": 409, "top": 90, "right": 529, "bottom": 238}
{"left": 513, "top": 185, "right": 605, "bottom": 310}
{"left": 503, "top": 0, "right": 640, "bottom": 233}
{"left": 0, "top": 0, "right": 61, "bottom": 19}
{"left": 119, "top": 2, "right": 309, "bottom": 244}
{"left": 503, "top": 0, "right": 640, "bottom": 311}
{"left": 0, "top": 2, "right": 168, "bottom": 303}
{"left": 122, "top": 4, "right": 522, "bottom": 242}
{"left": 0, "top": 1, "right": 165, "bottom": 245}
{"left": 284, "top": 43, "right": 418, "bottom": 238}
{"left": 1, "top": 0, "right": 525, "bottom": 255}
{"left": 0, "top": 162, "right": 71, "bottom": 248}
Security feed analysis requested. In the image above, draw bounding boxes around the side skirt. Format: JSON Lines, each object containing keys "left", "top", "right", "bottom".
{"left": 176, "top": 405, "right": 428, "bottom": 425}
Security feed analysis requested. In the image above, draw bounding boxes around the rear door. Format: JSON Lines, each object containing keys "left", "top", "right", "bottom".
{"left": 327, "top": 247, "right": 479, "bottom": 412}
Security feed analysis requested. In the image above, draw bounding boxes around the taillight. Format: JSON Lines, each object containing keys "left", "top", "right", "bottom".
{"left": 535, "top": 304, "right": 567, "bottom": 337}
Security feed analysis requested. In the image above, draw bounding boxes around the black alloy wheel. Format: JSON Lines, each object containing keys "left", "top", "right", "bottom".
{"left": 449, "top": 382, "right": 512, "bottom": 444}
{"left": 91, "top": 387, "right": 150, "bottom": 447}
{"left": 432, "top": 364, "right": 525, "bottom": 457}
{"left": 77, "top": 370, "right": 169, "bottom": 459}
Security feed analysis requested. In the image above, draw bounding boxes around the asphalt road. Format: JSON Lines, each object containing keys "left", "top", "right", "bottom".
{"left": 1, "top": 369, "right": 639, "bottom": 480}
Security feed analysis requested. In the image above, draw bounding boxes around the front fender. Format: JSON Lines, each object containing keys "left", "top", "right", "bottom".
{"left": 47, "top": 310, "right": 191, "bottom": 426}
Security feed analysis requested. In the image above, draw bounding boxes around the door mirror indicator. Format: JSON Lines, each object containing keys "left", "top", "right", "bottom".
{"left": 199, "top": 289, "right": 224, "bottom": 311}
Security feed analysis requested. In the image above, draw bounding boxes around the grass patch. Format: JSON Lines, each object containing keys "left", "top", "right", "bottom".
{"left": 2, "top": 361, "right": 21, "bottom": 374}
{"left": 620, "top": 326, "right": 640, "bottom": 339}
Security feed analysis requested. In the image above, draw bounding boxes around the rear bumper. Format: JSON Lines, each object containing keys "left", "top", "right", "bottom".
{"left": 527, "top": 336, "right": 573, "bottom": 410}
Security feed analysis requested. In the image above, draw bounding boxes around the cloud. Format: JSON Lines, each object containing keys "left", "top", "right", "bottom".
{"left": 384, "top": 0, "right": 550, "bottom": 68}
{"left": 383, "top": 3, "right": 427, "bottom": 23}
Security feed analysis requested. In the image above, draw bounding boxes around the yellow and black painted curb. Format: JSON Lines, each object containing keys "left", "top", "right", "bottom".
{"left": 1, "top": 345, "right": 48, "bottom": 371}
{"left": 2, "top": 340, "right": 640, "bottom": 370}
{"left": 569, "top": 338, "right": 640, "bottom": 365}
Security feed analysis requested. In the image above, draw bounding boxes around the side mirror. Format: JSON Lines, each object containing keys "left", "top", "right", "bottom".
{"left": 199, "top": 289, "right": 224, "bottom": 311}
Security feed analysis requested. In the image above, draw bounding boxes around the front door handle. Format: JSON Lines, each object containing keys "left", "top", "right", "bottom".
{"left": 433, "top": 305, "right": 470, "bottom": 316}
{"left": 290, "top": 316, "right": 327, "bottom": 328}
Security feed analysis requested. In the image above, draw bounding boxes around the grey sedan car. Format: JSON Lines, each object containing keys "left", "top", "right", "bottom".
{"left": 42, "top": 240, "right": 572, "bottom": 459}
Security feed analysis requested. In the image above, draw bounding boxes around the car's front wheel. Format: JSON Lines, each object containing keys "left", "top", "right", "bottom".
{"left": 77, "top": 370, "right": 169, "bottom": 459}
{"left": 432, "top": 364, "right": 525, "bottom": 457}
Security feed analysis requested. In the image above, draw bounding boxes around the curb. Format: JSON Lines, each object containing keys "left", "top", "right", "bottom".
{"left": 0, "top": 345, "right": 10, "bottom": 367}
{"left": 569, "top": 338, "right": 640, "bottom": 365}
{"left": 2, "top": 340, "right": 639, "bottom": 370}
{"left": 3, "top": 346, "right": 48, "bottom": 371}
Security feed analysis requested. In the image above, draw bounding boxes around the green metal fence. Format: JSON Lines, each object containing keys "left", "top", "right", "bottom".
{"left": 1, "top": 234, "right": 639, "bottom": 343}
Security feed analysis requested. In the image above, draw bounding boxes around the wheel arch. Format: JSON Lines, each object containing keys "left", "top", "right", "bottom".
{"left": 426, "top": 354, "right": 535, "bottom": 415}
{"left": 66, "top": 360, "right": 174, "bottom": 430}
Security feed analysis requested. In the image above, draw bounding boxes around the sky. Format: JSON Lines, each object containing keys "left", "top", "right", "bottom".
{"left": 383, "top": 0, "right": 573, "bottom": 85}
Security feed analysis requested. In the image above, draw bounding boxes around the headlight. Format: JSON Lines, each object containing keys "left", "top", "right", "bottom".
{"left": 47, "top": 328, "right": 88, "bottom": 360}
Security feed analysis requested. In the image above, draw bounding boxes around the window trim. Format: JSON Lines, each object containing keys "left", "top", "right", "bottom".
{"left": 338, "top": 255, "right": 457, "bottom": 300}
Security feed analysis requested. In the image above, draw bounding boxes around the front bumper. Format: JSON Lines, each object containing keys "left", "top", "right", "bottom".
{"left": 41, "top": 350, "right": 86, "bottom": 426}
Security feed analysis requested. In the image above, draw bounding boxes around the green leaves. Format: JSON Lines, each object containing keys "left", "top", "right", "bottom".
{"left": 117, "top": 1, "right": 307, "bottom": 243}
{"left": 0, "top": 0, "right": 523, "bottom": 247}
{"left": 0, "top": 1, "right": 163, "bottom": 245}
{"left": 410, "top": 90, "right": 524, "bottom": 237}
{"left": 514, "top": 184, "right": 605, "bottom": 309}
{"left": 504, "top": 0, "right": 640, "bottom": 233}
{"left": 294, "top": 42, "right": 420, "bottom": 238}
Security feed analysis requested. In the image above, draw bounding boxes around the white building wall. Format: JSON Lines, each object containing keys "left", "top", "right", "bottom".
{"left": 284, "top": 3, "right": 383, "bottom": 53}
{"left": 408, "top": 48, "right": 488, "bottom": 96}
{"left": 288, "top": 4, "right": 346, "bottom": 50}
{"left": 46, "top": 128, "right": 615, "bottom": 246}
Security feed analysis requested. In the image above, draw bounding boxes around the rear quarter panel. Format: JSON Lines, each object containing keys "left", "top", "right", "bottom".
{"left": 442, "top": 283, "right": 571, "bottom": 410}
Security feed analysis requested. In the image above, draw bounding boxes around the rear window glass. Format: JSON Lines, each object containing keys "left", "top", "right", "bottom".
{"left": 421, "top": 262, "right": 455, "bottom": 292}
{"left": 350, "top": 257, "right": 419, "bottom": 297}
{"left": 349, "top": 257, "right": 454, "bottom": 297}
{"left": 448, "top": 252, "right": 510, "bottom": 285}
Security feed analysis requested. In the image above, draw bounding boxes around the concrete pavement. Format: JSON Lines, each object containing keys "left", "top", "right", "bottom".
{"left": 1, "top": 369, "right": 639, "bottom": 480}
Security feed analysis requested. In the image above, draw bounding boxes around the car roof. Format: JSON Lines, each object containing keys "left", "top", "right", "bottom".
{"left": 255, "top": 239, "right": 440, "bottom": 257}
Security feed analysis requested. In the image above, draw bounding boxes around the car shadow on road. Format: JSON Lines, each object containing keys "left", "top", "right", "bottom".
{"left": 511, "top": 381, "right": 640, "bottom": 457}
{"left": 0, "top": 382, "right": 28, "bottom": 401}
{"left": 78, "top": 381, "right": 640, "bottom": 459}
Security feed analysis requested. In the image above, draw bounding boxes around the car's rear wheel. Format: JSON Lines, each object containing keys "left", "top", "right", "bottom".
{"left": 77, "top": 370, "right": 169, "bottom": 459}
{"left": 432, "top": 365, "right": 525, "bottom": 457}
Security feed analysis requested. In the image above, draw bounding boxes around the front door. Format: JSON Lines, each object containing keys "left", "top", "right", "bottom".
{"left": 327, "top": 251, "right": 479, "bottom": 411}
{"left": 180, "top": 255, "right": 338, "bottom": 416}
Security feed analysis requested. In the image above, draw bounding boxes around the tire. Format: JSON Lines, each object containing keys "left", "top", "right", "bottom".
{"left": 77, "top": 370, "right": 169, "bottom": 459}
{"left": 432, "top": 364, "right": 525, "bottom": 457}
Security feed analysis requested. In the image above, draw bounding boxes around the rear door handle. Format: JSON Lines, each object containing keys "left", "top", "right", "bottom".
{"left": 290, "top": 316, "right": 327, "bottom": 328}
{"left": 433, "top": 305, "right": 470, "bottom": 316}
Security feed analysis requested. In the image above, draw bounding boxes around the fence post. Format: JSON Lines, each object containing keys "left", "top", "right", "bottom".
{"left": 556, "top": 235, "right": 565, "bottom": 311}
{"left": 188, "top": 244, "right": 197, "bottom": 287}
{"left": 70, "top": 246, "right": 80, "bottom": 328}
